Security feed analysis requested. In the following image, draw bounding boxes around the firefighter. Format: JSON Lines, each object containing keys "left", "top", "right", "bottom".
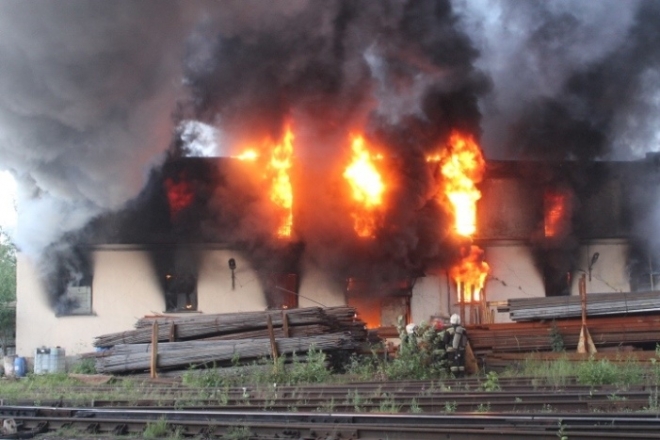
{"left": 444, "top": 313, "right": 468, "bottom": 377}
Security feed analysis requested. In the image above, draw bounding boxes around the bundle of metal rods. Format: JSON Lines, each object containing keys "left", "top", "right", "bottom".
{"left": 499, "top": 290, "right": 660, "bottom": 321}
{"left": 90, "top": 306, "right": 371, "bottom": 374}
{"left": 94, "top": 332, "right": 355, "bottom": 374}
{"left": 94, "top": 307, "right": 362, "bottom": 347}
{"left": 467, "top": 314, "right": 660, "bottom": 354}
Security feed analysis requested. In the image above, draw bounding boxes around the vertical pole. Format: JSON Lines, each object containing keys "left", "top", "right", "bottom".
{"left": 458, "top": 282, "right": 466, "bottom": 326}
{"left": 267, "top": 315, "right": 279, "bottom": 362}
{"left": 580, "top": 274, "right": 587, "bottom": 327}
{"left": 649, "top": 251, "right": 655, "bottom": 291}
{"left": 150, "top": 321, "right": 158, "bottom": 379}
{"left": 282, "top": 310, "right": 290, "bottom": 338}
{"left": 169, "top": 323, "right": 177, "bottom": 342}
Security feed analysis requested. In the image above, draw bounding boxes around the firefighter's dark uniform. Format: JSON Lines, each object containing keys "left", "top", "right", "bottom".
{"left": 444, "top": 323, "right": 468, "bottom": 377}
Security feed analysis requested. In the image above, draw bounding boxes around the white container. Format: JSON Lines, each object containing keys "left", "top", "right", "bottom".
{"left": 3, "top": 355, "right": 15, "bottom": 377}
{"left": 34, "top": 347, "right": 50, "bottom": 374}
{"left": 49, "top": 347, "right": 66, "bottom": 373}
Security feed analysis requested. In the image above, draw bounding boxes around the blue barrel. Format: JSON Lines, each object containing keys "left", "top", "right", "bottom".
{"left": 13, "top": 356, "right": 27, "bottom": 378}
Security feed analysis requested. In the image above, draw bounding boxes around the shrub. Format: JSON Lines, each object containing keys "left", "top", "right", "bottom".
{"left": 70, "top": 358, "right": 97, "bottom": 375}
{"left": 577, "top": 358, "right": 619, "bottom": 386}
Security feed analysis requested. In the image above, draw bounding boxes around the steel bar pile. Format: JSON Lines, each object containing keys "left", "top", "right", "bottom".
{"left": 95, "top": 307, "right": 334, "bottom": 347}
{"left": 499, "top": 290, "right": 660, "bottom": 321}
{"left": 91, "top": 306, "right": 371, "bottom": 374}
{"left": 94, "top": 332, "right": 354, "bottom": 374}
{"left": 467, "top": 314, "right": 660, "bottom": 355}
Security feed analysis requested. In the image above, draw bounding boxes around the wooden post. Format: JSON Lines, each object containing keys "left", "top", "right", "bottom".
{"left": 266, "top": 315, "right": 279, "bottom": 362}
{"left": 465, "top": 341, "right": 479, "bottom": 375}
{"left": 282, "top": 310, "right": 290, "bottom": 338}
{"left": 458, "top": 282, "right": 466, "bottom": 326}
{"left": 577, "top": 274, "right": 597, "bottom": 354}
{"left": 169, "top": 323, "right": 177, "bottom": 342}
{"left": 150, "top": 321, "right": 159, "bottom": 379}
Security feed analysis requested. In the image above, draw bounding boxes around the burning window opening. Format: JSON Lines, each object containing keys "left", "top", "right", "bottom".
{"left": 432, "top": 131, "right": 490, "bottom": 324}
{"left": 264, "top": 273, "right": 299, "bottom": 310}
{"left": 450, "top": 245, "right": 489, "bottom": 303}
{"left": 164, "top": 173, "right": 195, "bottom": 219}
{"left": 52, "top": 249, "right": 94, "bottom": 317}
{"left": 269, "top": 128, "right": 294, "bottom": 238}
{"left": 231, "top": 128, "right": 294, "bottom": 239}
{"left": 544, "top": 190, "right": 571, "bottom": 238}
{"left": 628, "top": 247, "right": 660, "bottom": 292}
{"left": 164, "top": 272, "right": 198, "bottom": 313}
{"left": 343, "top": 135, "right": 386, "bottom": 238}
{"left": 435, "top": 131, "right": 485, "bottom": 237}
{"left": 345, "top": 278, "right": 412, "bottom": 329}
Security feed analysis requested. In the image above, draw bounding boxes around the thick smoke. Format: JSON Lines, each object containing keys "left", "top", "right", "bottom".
{"left": 0, "top": 1, "right": 201, "bottom": 257}
{"left": 3, "top": 1, "right": 660, "bottom": 308}
{"left": 174, "top": 0, "right": 488, "bottom": 289}
{"left": 454, "top": 0, "right": 659, "bottom": 160}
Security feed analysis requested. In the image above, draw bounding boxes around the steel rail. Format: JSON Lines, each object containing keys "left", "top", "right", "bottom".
{"left": 7, "top": 407, "right": 660, "bottom": 439}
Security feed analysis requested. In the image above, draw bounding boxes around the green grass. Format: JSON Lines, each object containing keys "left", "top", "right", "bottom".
{"left": 142, "top": 416, "right": 186, "bottom": 439}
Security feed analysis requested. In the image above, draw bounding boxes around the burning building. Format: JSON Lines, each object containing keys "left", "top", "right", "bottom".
{"left": 17, "top": 140, "right": 660, "bottom": 354}
{"left": 5, "top": 1, "right": 660, "bottom": 354}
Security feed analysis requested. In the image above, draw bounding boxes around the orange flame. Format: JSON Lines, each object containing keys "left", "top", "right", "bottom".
{"left": 432, "top": 131, "right": 489, "bottom": 306}
{"left": 343, "top": 135, "right": 385, "bottom": 237}
{"left": 450, "top": 246, "right": 490, "bottom": 303}
{"left": 269, "top": 128, "right": 294, "bottom": 238}
{"left": 437, "top": 132, "right": 485, "bottom": 236}
{"left": 544, "top": 191, "right": 569, "bottom": 238}
{"left": 233, "top": 149, "right": 259, "bottom": 161}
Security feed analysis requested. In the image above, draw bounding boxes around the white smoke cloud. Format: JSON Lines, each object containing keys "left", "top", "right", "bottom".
{"left": 0, "top": 1, "right": 201, "bottom": 256}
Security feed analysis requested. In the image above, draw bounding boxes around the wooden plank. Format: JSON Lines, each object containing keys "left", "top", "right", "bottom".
{"left": 267, "top": 315, "right": 278, "bottom": 361}
{"left": 169, "top": 323, "right": 177, "bottom": 342}
{"left": 150, "top": 321, "right": 158, "bottom": 379}
{"left": 282, "top": 310, "right": 290, "bottom": 338}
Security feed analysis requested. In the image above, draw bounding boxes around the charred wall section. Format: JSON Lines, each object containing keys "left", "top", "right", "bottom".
{"left": 477, "top": 159, "right": 657, "bottom": 296}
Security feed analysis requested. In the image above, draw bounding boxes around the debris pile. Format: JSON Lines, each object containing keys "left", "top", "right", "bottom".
{"left": 90, "top": 306, "right": 372, "bottom": 375}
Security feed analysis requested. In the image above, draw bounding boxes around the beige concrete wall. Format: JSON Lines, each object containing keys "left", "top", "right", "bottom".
{"left": 411, "top": 273, "right": 450, "bottom": 325}
{"left": 17, "top": 247, "right": 347, "bottom": 355}
{"left": 16, "top": 249, "right": 165, "bottom": 356}
{"left": 198, "top": 250, "right": 266, "bottom": 312}
{"left": 17, "top": 247, "right": 270, "bottom": 355}
{"left": 482, "top": 242, "right": 546, "bottom": 323}
{"left": 297, "top": 263, "right": 346, "bottom": 308}
{"left": 17, "top": 240, "right": 632, "bottom": 355}
{"left": 570, "top": 240, "right": 630, "bottom": 294}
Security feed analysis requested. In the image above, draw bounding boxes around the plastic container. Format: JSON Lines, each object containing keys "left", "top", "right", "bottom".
{"left": 49, "top": 347, "right": 66, "bottom": 373}
{"left": 13, "top": 357, "right": 27, "bottom": 378}
{"left": 3, "top": 355, "right": 15, "bottom": 377}
{"left": 34, "top": 347, "right": 50, "bottom": 374}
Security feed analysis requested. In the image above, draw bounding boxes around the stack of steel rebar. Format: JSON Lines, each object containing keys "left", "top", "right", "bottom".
{"left": 498, "top": 291, "right": 660, "bottom": 321}
{"left": 90, "top": 306, "right": 371, "bottom": 374}
{"left": 467, "top": 314, "right": 660, "bottom": 356}
{"left": 94, "top": 333, "right": 355, "bottom": 374}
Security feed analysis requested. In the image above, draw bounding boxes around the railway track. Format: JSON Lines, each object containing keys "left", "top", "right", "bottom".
{"left": 4, "top": 406, "right": 660, "bottom": 439}
{"left": 3, "top": 376, "right": 660, "bottom": 438}
{"left": 4, "top": 377, "right": 658, "bottom": 413}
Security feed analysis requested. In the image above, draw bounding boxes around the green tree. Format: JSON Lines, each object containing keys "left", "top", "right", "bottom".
{"left": 0, "top": 227, "right": 16, "bottom": 355}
